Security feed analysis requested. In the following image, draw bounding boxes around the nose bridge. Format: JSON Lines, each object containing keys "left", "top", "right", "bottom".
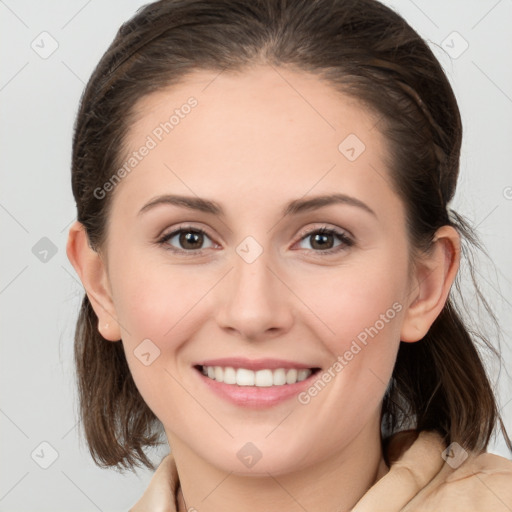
{"left": 216, "top": 238, "right": 293, "bottom": 339}
{"left": 233, "top": 244, "right": 274, "bottom": 300}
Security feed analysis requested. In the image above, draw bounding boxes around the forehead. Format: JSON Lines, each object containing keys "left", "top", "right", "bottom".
{"left": 111, "top": 65, "right": 398, "bottom": 221}
{"left": 128, "top": 64, "right": 381, "bottom": 146}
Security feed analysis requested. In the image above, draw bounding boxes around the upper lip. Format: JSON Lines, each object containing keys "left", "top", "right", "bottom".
{"left": 195, "top": 358, "right": 320, "bottom": 371}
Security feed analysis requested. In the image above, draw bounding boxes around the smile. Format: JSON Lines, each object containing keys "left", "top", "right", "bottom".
{"left": 198, "top": 365, "right": 318, "bottom": 387}
{"left": 193, "top": 358, "right": 322, "bottom": 408}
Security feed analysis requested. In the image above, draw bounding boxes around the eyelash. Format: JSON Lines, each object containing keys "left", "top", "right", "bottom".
{"left": 156, "top": 224, "right": 354, "bottom": 256}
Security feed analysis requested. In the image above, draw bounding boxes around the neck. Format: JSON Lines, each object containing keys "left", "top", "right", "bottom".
{"left": 171, "top": 418, "right": 389, "bottom": 512}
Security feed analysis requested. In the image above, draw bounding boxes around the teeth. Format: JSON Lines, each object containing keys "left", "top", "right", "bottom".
{"left": 286, "top": 369, "right": 297, "bottom": 384}
{"left": 297, "top": 369, "right": 310, "bottom": 382}
{"left": 237, "top": 368, "right": 255, "bottom": 386}
{"left": 200, "top": 366, "right": 313, "bottom": 386}
{"left": 223, "top": 366, "right": 237, "bottom": 384}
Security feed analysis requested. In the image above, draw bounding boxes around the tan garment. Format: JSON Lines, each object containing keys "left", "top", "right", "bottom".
{"left": 130, "top": 430, "right": 512, "bottom": 511}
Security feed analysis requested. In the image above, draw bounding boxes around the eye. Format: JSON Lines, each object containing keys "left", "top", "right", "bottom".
{"left": 157, "top": 225, "right": 217, "bottom": 254}
{"left": 157, "top": 224, "right": 354, "bottom": 256}
{"left": 295, "top": 226, "right": 354, "bottom": 254}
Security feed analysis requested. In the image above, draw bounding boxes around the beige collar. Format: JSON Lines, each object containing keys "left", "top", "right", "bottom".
{"left": 130, "top": 430, "right": 512, "bottom": 511}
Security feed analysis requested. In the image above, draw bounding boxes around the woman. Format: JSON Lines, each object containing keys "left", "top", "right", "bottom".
{"left": 66, "top": 0, "right": 512, "bottom": 510}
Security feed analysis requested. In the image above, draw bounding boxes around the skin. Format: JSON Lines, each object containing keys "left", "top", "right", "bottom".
{"left": 67, "top": 64, "right": 460, "bottom": 512}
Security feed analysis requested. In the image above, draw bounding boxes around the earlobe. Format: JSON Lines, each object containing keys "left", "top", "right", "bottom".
{"left": 66, "top": 221, "right": 122, "bottom": 342}
{"left": 400, "top": 226, "right": 460, "bottom": 343}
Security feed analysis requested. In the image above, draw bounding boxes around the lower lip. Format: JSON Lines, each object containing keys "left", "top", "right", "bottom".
{"left": 194, "top": 367, "right": 320, "bottom": 408}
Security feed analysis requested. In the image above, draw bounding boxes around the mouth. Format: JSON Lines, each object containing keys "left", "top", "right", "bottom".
{"left": 194, "top": 365, "right": 322, "bottom": 387}
{"left": 192, "top": 358, "right": 323, "bottom": 408}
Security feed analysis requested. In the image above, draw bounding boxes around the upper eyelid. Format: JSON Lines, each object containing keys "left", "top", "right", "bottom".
{"left": 296, "top": 224, "right": 353, "bottom": 241}
{"left": 160, "top": 224, "right": 216, "bottom": 243}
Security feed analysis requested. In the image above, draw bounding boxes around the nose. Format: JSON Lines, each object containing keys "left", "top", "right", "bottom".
{"left": 215, "top": 248, "right": 294, "bottom": 342}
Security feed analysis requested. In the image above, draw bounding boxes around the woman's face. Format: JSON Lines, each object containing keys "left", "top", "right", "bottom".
{"left": 101, "top": 65, "right": 416, "bottom": 475}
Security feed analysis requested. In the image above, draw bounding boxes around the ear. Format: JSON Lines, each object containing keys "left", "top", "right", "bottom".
{"left": 400, "top": 225, "right": 460, "bottom": 343}
{"left": 66, "top": 221, "right": 121, "bottom": 342}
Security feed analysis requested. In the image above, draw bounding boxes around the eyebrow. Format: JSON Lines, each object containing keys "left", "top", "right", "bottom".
{"left": 138, "top": 193, "right": 376, "bottom": 218}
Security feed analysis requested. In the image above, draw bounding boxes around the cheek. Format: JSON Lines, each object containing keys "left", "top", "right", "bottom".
{"left": 293, "top": 302, "right": 402, "bottom": 439}
{"left": 111, "top": 257, "right": 205, "bottom": 343}
{"left": 293, "top": 254, "right": 407, "bottom": 408}
{"left": 301, "top": 254, "right": 407, "bottom": 347}
{"left": 108, "top": 257, "right": 200, "bottom": 388}
{"left": 112, "top": 268, "right": 201, "bottom": 419}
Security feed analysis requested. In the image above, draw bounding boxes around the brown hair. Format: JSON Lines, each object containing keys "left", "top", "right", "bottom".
{"left": 70, "top": 0, "right": 511, "bottom": 472}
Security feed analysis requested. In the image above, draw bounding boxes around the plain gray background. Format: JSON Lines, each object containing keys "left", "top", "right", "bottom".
{"left": 1, "top": 0, "right": 511, "bottom": 510}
